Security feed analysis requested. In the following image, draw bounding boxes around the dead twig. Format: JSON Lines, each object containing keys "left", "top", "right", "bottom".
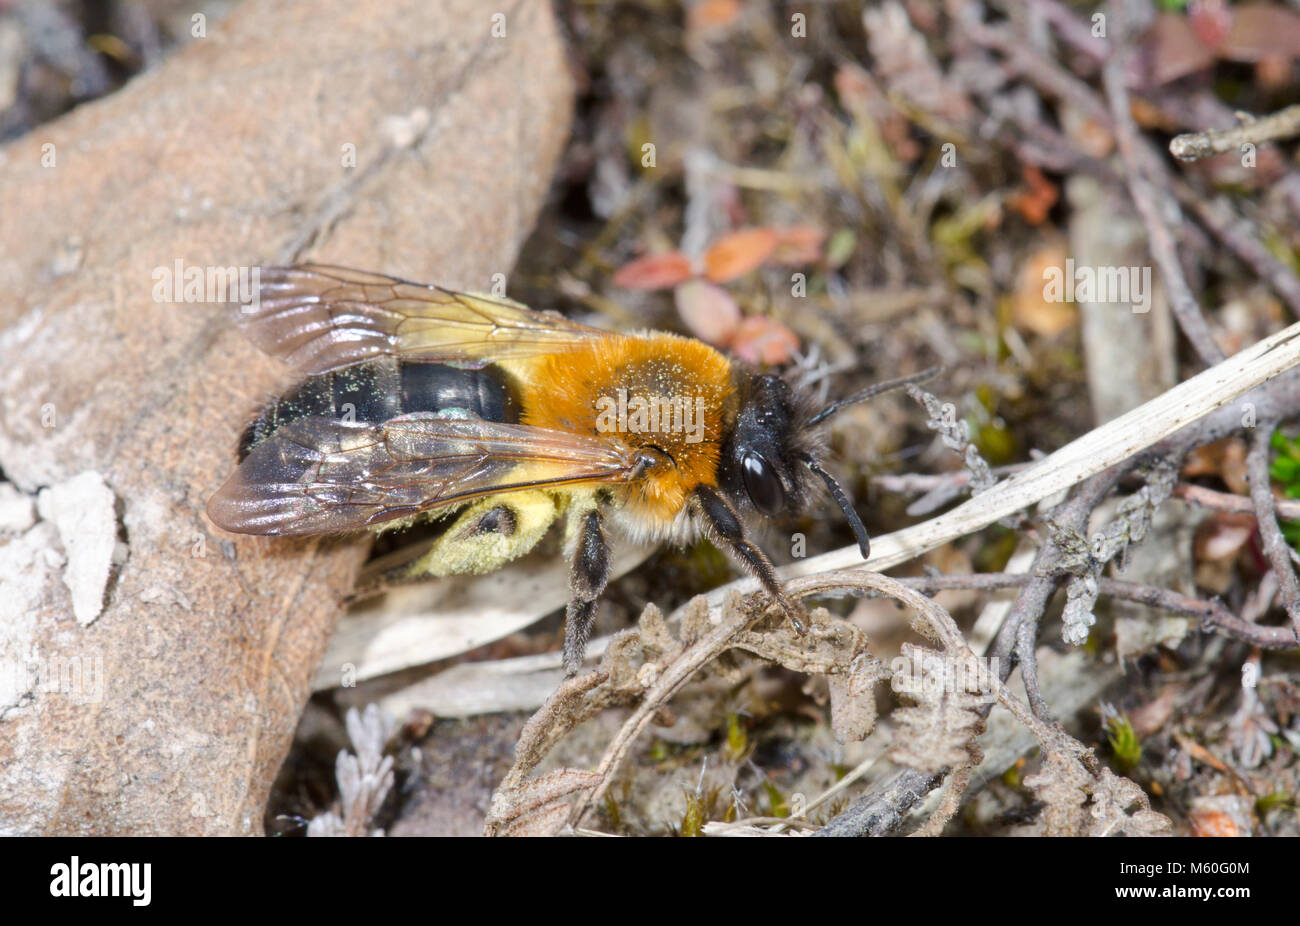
{"left": 814, "top": 768, "right": 941, "bottom": 837}
{"left": 1173, "top": 190, "right": 1300, "bottom": 320}
{"left": 1173, "top": 481, "right": 1300, "bottom": 521}
{"left": 1101, "top": 1, "right": 1224, "bottom": 367}
{"left": 887, "top": 571, "right": 1300, "bottom": 650}
{"left": 1247, "top": 427, "right": 1300, "bottom": 638}
{"left": 996, "top": 471, "right": 1122, "bottom": 720}
{"left": 1170, "top": 105, "right": 1300, "bottom": 162}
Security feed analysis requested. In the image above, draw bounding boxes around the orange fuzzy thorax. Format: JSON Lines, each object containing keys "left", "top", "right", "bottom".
{"left": 520, "top": 331, "right": 735, "bottom": 524}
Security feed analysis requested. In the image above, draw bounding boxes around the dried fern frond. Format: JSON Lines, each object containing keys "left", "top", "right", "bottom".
{"left": 1024, "top": 735, "right": 1171, "bottom": 837}
{"left": 887, "top": 644, "right": 990, "bottom": 773}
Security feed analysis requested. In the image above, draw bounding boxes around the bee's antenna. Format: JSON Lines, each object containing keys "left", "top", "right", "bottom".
{"left": 806, "top": 366, "right": 942, "bottom": 428}
{"left": 800, "top": 454, "right": 871, "bottom": 560}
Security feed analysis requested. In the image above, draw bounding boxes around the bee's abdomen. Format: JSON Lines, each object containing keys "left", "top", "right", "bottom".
{"left": 398, "top": 362, "right": 519, "bottom": 424}
{"left": 238, "top": 360, "right": 520, "bottom": 460}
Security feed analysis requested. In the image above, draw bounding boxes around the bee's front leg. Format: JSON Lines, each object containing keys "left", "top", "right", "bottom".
{"left": 563, "top": 507, "right": 610, "bottom": 676}
{"left": 690, "top": 485, "right": 805, "bottom": 634}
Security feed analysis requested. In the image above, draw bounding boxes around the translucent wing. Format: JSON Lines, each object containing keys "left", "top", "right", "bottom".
{"left": 237, "top": 264, "right": 608, "bottom": 375}
{"left": 207, "top": 414, "right": 637, "bottom": 535}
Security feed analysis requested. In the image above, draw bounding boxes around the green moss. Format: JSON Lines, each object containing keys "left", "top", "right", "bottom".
{"left": 680, "top": 792, "right": 706, "bottom": 837}
{"left": 1255, "top": 791, "right": 1296, "bottom": 816}
{"left": 1105, "top": 714, "right": 1142, "bottom": 773}
{"left": 762, "top": 781, "right": 789, "bottom": 818}
{"left": 724, "top": 713, "right": 749, "bottom": 763}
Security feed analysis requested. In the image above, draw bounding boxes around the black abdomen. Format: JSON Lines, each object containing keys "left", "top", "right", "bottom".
{"left": 238, "top": 360, "right": 520, "bottom": 459}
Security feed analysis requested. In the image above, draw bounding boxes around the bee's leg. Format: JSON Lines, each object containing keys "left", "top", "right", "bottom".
{"left": 690, "top": 485, "right": 805, "bottom": 634}
{"left": 405, "top": 490, "right": 559, "bottom": 578}
{"left": 563, "top": 507, "right": 610, "bottom": 677}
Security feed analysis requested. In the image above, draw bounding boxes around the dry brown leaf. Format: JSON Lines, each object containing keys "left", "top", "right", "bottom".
{"left": 729, "top": 315, "right": 800, "bottom": 365}
{"left": 1193, "top": 511, "right": 1256, "bottom": 561}
{"left": 1183, "top": 437, "right": 1250, "bottom": 494}
{"left": 1012, "top": 242, "right": 1077, "bottom": 338}
{"left": 828, "top": 653, "right": 887, "bottom": 745}
{"left": 612, "top": 251, "right": 696, "bottom": 290}
{"left": 686, "top": 0, "right": 743, "bottom": 34}
{"left": 1007, "top": 165, "right": 1060, "bottom": 226}
{"left": 769, "top": 225, "right": 826, "bottom": 265}
{"left": 702, "top": 228, "right": 779, "bottom": 283}
{"left": 1024, "top": 742, "right": 1172, "bottom": 837}
{"left": 674, "top": 278, "right": 741, "bottom": 346}
{"left": 1141, "top": 13, "right": 1218, "bottom": 85}
{"left": 1220, "top": 2, "right": 1300, "bottom": 62}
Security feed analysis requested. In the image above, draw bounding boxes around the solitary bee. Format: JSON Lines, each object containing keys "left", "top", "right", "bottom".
{"left": 208, "top": 265, "right": 932, "bottom": 674}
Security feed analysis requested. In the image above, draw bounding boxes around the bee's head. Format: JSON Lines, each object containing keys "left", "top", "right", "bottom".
{"left": 719, "top": 367, "right": 940, "bottom": 561}
{"left": 719, "top": 373, "right": 822, "bottom": 520}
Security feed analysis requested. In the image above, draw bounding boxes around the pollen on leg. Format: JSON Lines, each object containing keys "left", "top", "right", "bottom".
{"left": 408, "top": 490, "right": 558, "bottom": 577}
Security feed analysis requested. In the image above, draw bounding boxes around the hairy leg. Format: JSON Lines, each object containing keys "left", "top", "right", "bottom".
{"left": 563, "top": 507, "right": 610, "bottom": 676}
{"left": 690, "top": 485, "right": 804, "bottom": 633}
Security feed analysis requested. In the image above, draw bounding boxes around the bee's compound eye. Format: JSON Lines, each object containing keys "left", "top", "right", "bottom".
{"left": 741, "top": 452, "right": 785, "bottom": 516}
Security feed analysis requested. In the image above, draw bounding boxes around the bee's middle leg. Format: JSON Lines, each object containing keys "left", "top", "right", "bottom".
{"left": 563, "top": 506, "right": 610, "bottom": 676}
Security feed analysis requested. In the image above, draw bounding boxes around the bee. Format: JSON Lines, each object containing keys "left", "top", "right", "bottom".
{"left": 208, "top": 265, "right": 934, "bottom": 674}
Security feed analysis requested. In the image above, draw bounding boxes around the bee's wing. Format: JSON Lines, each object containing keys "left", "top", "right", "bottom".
{"left": 207, "top": 413, "right": 637, "bottom": 535}
{"left": 238, "top": 264, "right": 608, "bottom": 374}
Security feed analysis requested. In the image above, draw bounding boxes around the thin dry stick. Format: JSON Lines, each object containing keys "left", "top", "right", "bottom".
{"left": 1247, "top": 427, "right": 1300, "bottom": 637}
{"left": 1170, "top": 105, "right": 1300, "bottom": 162}
{"left": 957, "top": 14, "right": 1110, "bottom": 125}
{"left": 1175, "top": 190, "right": 1300, "bottom": 320}
{"left": 770, "top": 752, "right": 884, "bottom": 834}
{"left": 1008, "top": 471, "right": 1121, "bottom": 720}
{"left": 814, "top": 768, "right": 940, "bottom": 837}
{"left": 871, "top": 463, "right": 1030, "bottom": 495}
{"left": 1101, "top": 5, "right": 1224, "bottom": 368}
{"left": 889, "top": 571, "right": 1299, "bottom": 649}
{"left": 1173, "top": 481, "right": 1300, "bottom": 520}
